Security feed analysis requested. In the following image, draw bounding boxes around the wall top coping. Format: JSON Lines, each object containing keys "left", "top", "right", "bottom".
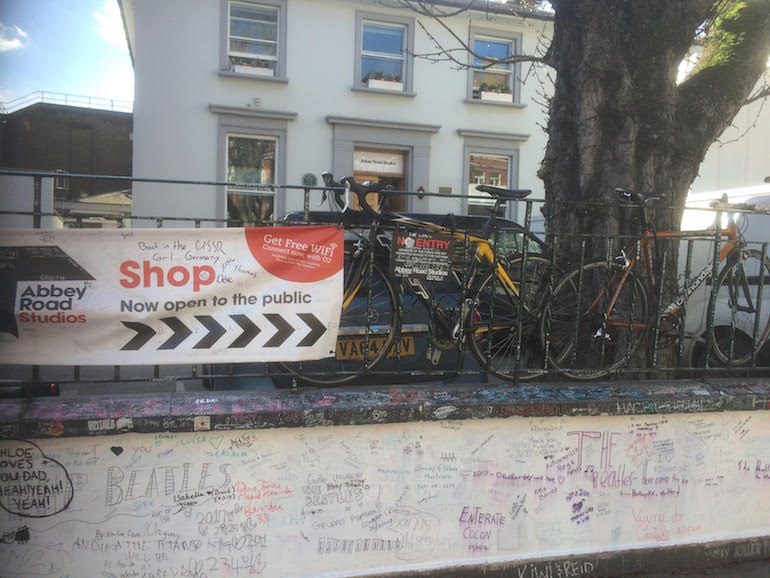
{"left": 1, "top": 379, "right": 769, "bottom": 439}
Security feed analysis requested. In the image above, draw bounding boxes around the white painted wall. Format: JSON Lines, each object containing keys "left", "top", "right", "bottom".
{"left": 692, "top": 96, "right": 770, "bottom": 194}
{"left": 129, "top": 0, "right": 551, "bottom": 226}
{"left": 0, "top": 176, "right": 61, "bottom": 229}
{"left": 1, "top": 411, "right": 768, "bottom": 576}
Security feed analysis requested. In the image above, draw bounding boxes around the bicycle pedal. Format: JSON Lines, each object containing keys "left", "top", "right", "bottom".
{"left": 593, "top": 328, "right": 612, "bottom": 342}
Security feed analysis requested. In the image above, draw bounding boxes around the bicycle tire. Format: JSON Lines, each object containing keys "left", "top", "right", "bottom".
{"left": 543, "top": 260, "right": 649, "bottom": 380}
{"left": 708, "top": 249, "right": 770, "bottom": 366}
{"left": 467, "top": 255, "right": 553, "bottom": 381}
{"left": 276, "top": 257, "right": 399, "bottom": 386}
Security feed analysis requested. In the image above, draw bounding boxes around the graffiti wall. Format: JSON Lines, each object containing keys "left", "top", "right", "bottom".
{"left": 1, "top": 411, "right": 769, "bottom": 577}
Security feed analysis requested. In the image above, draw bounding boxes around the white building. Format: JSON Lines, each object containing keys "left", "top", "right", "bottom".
{"left": 118, "top": 0, "right": 768, "bottom": 228}
{"left": 118, "top": 0, "right": 553, "bottom": 226}
{"left": 690, "top": 93, "right": 770, "bottom": 194}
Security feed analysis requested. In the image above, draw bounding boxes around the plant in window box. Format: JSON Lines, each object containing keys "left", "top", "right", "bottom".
{"left": 477, "top": 82, "right": 513, "bottom": 103}
{"left": 231, "top": 58, "right": 274, "bottom": 77}
{"left": 365, "top": 71, "right": 403, "bottom": 91}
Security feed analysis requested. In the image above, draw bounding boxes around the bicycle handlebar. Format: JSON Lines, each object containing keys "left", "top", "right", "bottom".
{"left": 709, "top": 199, "right": 770, "bottom": 214}
{"left": 321, "top": 172, "right": 347, "bottom": 211}
{"left": 341, "top": 176, "right": 394, "bottom": 222}
{"left": 615, "top": 187, "right": 665, "bottom": 204}
{"left": 321, "top": 172, "right": 536, "bottom": 227}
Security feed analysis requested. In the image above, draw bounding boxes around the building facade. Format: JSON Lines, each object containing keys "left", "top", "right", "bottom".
{"left": 0, "top": 101, "right": 133, "bottom": 201}
{"left": 119, "top": 0, "right": 769, "bottom": 228}
{"left": 119, "top": 0, "right": 552, "bottom": 226}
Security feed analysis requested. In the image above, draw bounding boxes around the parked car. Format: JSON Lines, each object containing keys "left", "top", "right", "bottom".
{"left": 277, "top": 210, "right": 547, "bottom": 257}
{"left": 204, "top": 211, "right": 547, "bottom": 389}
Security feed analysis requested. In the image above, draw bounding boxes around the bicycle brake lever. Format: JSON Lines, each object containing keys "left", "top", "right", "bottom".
{"left": 615, "top": 249, "right": 631, "bottom": 270}
{"left": 342, "top": 181, "right": 352, "bottom": 213}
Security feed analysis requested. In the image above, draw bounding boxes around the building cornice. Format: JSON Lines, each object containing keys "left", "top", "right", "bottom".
{"left": 326, "top": 115, "right": 440, "bottom": 133}
{"left": 363, "top": 0, "right": 554, "bottom": 21}
{"left": 209, "top": 104, "right": 298, "bottom": 121}
{"left": 457, "top": 128, "right": 529, "bottom": 141}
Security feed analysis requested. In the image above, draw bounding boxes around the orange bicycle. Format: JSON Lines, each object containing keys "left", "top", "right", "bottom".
{"left": 544, "top": 189, "right": 770, "bottom": 379}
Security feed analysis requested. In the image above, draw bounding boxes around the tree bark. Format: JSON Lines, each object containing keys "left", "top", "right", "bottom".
{"left": 540, "top": 0, "right": 770, "bottom": 260}
{"left": 538, "top": 0, "right": 770, "bottom": 371}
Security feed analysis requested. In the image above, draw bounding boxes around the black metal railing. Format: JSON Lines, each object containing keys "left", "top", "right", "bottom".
{"left": 0, "top": 91, "right": 133, "bottom": 114}
{"left": 2, "top": 170, "right": 769, "bottom": 393}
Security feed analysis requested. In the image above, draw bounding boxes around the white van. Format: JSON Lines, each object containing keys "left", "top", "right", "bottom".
{"left": 680, "top": 184, "right": 770, "bottom": 366}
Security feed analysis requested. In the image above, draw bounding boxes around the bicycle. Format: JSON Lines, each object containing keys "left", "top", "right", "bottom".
{"left": 543, "top": 188, "right": 770, "bottom": 379}
{"left": 276, "top": 173, "right": 554, "bottom": 386}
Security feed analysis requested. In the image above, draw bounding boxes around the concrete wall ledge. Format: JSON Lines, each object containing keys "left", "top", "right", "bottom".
{"left": 2, "top": 378, "right": 769, "bottom": 439}
{"left": 384, "top": 535, "right": 770, "bottom": 576}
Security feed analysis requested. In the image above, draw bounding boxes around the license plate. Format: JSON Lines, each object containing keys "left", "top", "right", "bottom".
{"left": 336, "top": 335, "right": 415, "bottom": 360}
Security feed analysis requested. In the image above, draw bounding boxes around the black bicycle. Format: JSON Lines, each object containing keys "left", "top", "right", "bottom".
{"left": 276, "top": 174, "right": 554, "bottom": 385}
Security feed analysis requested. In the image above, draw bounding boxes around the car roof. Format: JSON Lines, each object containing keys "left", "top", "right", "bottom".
{"left": 278, "top": 210, "right": 526, "bottom": 232}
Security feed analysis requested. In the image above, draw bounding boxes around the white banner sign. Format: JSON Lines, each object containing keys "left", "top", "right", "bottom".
{"left": 0, "top": 226, "right": 343, "bottom": 365}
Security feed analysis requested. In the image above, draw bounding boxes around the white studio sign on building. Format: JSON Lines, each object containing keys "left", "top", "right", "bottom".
{"left": 353, "top": 150, "right": 404, "bottom": 175}
{"left": 0, "top": 226, "right": 343, "bottom": 365}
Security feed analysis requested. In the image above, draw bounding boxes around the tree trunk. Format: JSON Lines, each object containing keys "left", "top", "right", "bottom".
{"left": 539, "top": 0, "right": 770, "bottom": 370}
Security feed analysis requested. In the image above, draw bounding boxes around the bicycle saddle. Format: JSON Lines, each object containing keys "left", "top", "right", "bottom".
{"left": 475, "top": 184, "right": 531, "bottom": 200}
{"left": 615, "top": 188, "right": 665, "bottom": 203}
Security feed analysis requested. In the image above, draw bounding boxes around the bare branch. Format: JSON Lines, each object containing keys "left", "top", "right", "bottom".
{"left": 746, "top": 81, "right": 770, "bottom": 105}
{"left": 397, "top": 0, "right": 553, "bottom": 69}
{"left": 722, "top": 96, "right": 768, "bottom": 146}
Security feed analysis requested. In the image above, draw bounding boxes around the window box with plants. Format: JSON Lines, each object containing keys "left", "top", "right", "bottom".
{"left": 476, "top": 83, "right": 513, "bottom": 103}
{"left": 365, "top": 72, "right": 404, "bottom": 91}
{"left": 231, "top": 58, "right": 275, "bottom": 77}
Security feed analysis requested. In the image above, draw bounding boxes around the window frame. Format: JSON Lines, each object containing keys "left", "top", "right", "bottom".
{"left": 462, "top": 143, "right": 520, "bottom": 220}
{"left": 221, "top": 0, "right": 288, "bottom": 81}
{"left": 354, "top": 11, "right": 415, "bottom": 95}
{"left": 225, "top": 132, "right": 279, "bottom": 226}
{"left": 213, "top": 105, "right": 294, "bottom": 224}
{"left": 466, "top": 27, "right": 522, "bottom": 105}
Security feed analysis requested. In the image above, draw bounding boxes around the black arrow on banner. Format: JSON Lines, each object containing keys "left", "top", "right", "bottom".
{"left": 229, "top": 314, "right": 261, "bottom": 348}
{"left": 297, "top": 313, "right": 327, "bottom": 347}
{"left": 194, "top": 315, "right": 226, "bottom": 349}
{"left": 158, "top": 317, "right": 192, "bottom": 350}
{"left": 120, "top": 322, "right": 156, "bottom": 350}
{"left": 263, "top": 313, "right": 294, "bottom": 347}
{"left": 120, "top": 313, "right": 326, "bottom": 351}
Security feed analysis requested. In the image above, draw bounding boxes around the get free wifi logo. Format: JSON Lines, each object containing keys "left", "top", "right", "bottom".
{"left": 245, "top": 226, "right": 343, "bottom": 283}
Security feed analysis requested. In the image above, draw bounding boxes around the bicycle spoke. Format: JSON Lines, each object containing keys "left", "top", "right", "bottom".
{"left": 708, "top": 249, "right": 770, "bottom": 366}
{"left": 277, "top": 258, "right": 398, "bottom": 385}
{"left": 544, "top": 261, "right": 648, "bottom": 379}
{"left": 468, "top": 256, "right": 553, "bottom": 381}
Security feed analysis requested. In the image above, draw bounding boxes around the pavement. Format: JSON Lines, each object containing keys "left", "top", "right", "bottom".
{"left": 642, "top": 559, "right": 770, "bottom": 576}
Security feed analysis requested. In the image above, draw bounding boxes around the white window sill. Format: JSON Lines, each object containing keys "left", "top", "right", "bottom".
{"left": 352, "top": 86, "right": 417, "bottom": 98}
{"left": 464, "top": 98, "right": 526, "bottom": 109}
{"left": 219, "top": 70, "right": 289, "bottom": 83}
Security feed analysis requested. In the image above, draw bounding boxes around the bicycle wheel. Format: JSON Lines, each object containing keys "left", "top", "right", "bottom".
{"left": 708, "top": 249, "right": 770, "bottom": 366}
{"left": 543, "top": 260, "right": 649, "bottom": 379}
{"left": 276, "top": 256, "right": 398, "bottom": 386}
{"left": 467, "top": 255, "right": 554, "bottom": 381}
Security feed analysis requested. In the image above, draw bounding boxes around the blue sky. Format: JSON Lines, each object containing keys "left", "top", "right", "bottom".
{"left": 0, "top": 0, "right": 134, "bottom": 106}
